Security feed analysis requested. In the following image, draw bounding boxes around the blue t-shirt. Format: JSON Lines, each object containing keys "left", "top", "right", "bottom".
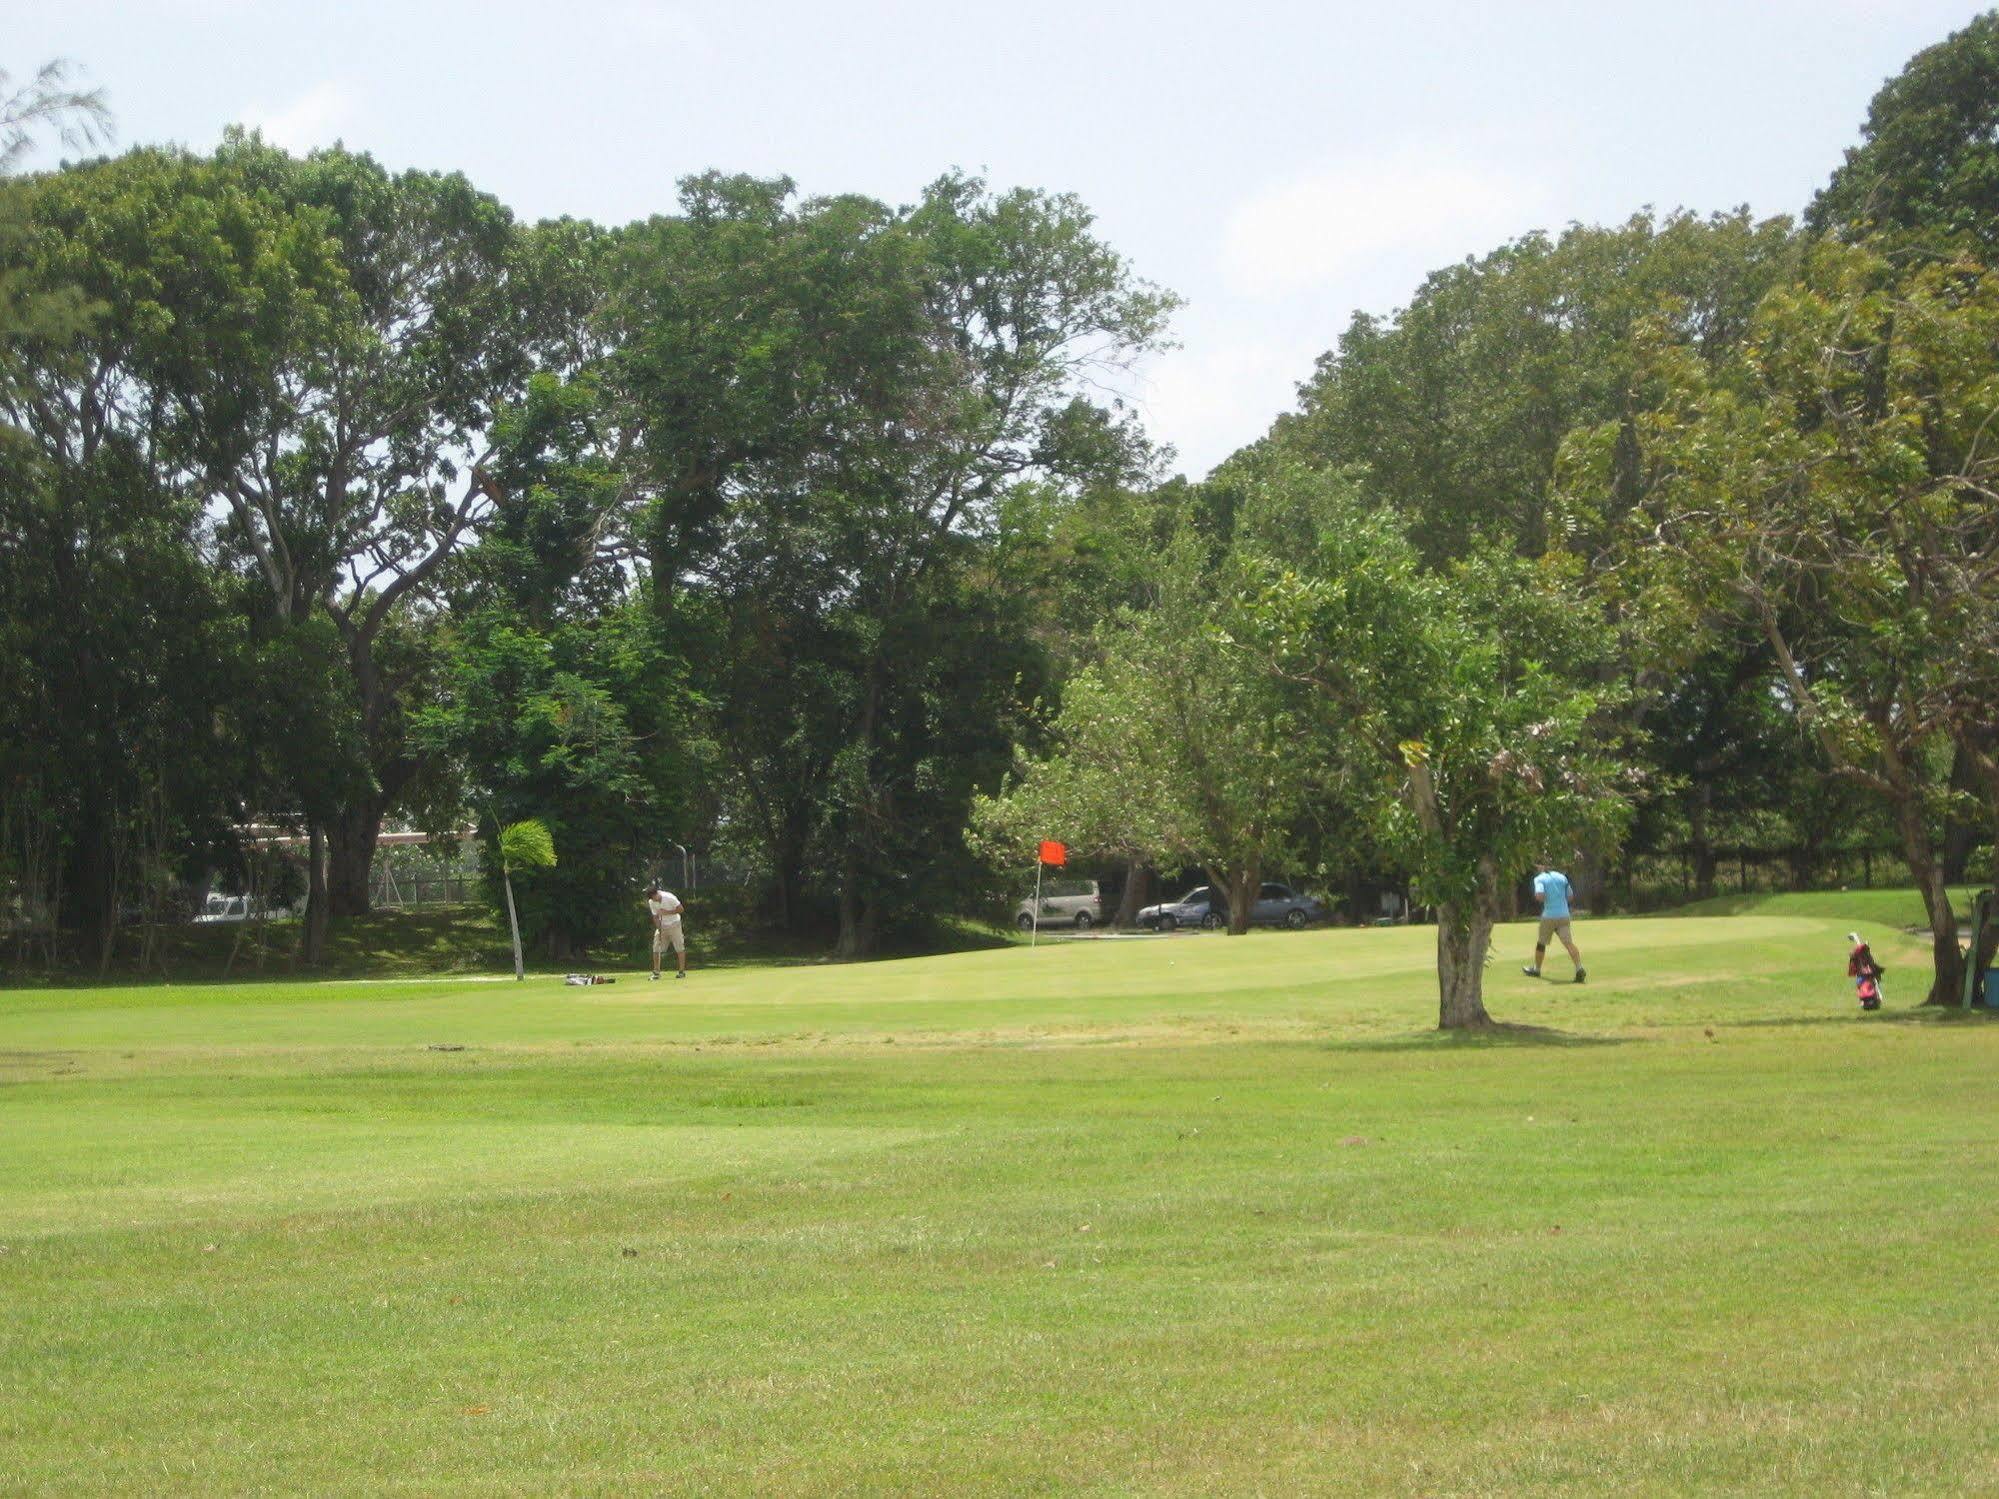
{"left": 1534, "top": 870, "right": 1572, "bottom": 919}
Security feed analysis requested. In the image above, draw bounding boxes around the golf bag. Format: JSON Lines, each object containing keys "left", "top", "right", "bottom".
{"left": 1846, "top": 938, "right": 1884, "bottom": 1012}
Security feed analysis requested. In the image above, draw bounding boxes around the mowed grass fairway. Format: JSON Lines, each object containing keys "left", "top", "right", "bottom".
{"left": 4, "top": 897, "right": 1998, "bottom": 1494}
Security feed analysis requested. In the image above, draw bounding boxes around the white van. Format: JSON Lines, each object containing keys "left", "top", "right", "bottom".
{"left": 1015, "top": 879, "right": 1104, "bottom": 931}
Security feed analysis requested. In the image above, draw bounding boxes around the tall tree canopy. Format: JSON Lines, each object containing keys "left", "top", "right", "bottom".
{"left": 1273, "top": 212, "right": 1796, "bottom": 563}
{"left": 1811, "top": 10, "right": 1999, "bottom": 251}
{"left": 1574, "top": 238, "right": 1999, "bottom": 1002}
{"left": 600, "top": 172, "right": 1174, "bottom": 954}
{"left": 978, "top": 518, "right": 1313, "bottom": 935}
{"left": 0, "top": 145, "right": 339, "bottom": 955}
{"left": 189, "top": 135, "right": 601, "bottom": 915}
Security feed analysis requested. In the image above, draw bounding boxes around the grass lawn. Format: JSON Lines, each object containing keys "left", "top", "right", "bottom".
{"left": 3, "top": 893, "right": 1997, "bottom": 1494}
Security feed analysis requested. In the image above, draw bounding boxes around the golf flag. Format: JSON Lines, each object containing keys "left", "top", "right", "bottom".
{"left": 1039, "top": 840, "right": 1067, "bottom": 867}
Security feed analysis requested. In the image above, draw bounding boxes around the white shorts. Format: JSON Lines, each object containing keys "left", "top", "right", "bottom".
{"left": 652, "top": 921, "right": 684, "bottom": 955}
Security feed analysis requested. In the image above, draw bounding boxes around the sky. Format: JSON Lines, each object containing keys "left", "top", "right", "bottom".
{"left": 11, "top": 0, "right": 1993, "bottom": 476}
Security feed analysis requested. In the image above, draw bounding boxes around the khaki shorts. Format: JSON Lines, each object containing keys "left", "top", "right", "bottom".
{"left": 1537, "top": 917, "right": 1573, "bottom": 945}
{"left": 652, "top": 921, "right": 685, "bottom": 955}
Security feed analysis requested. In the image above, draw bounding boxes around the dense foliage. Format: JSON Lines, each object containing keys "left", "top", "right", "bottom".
{"left": 4, "top": 16, "right": 1996, "bottom": 1024}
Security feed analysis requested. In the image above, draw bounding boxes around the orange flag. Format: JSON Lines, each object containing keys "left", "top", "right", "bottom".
{"left": 1039, "top": 840, "right": 1067, "bottom": 867}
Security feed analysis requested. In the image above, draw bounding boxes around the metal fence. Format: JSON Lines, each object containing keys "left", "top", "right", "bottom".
{"left": 369, "top": 868, "right": 481, "bottom": 907}
{"left": 367, "top": 838, "right": 484, "bottom": 908}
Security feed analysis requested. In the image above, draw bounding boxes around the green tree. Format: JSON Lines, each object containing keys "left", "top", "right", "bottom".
{"left": 0, "top": 430, "right": 247, "bottom": 965}
{"left": 1263, "top": 216, "right": 1799, "bottom": 919}
{"left": 970, "top": 669, "right": 1179, "bottom": 921}
{"left": 1275, "top": 212, "right": 1796, "bottom": 564}
{"left": 973, "top": 476, "right": 1192, "bottom": 923}
{"left": 978, "top": 588, "right": 1305, "bottom": 934}
{"left": 0, "top": 61, "right": 109, "bottom": 171}
{"left": 981, "top": 472, "right": 1358, "bottom": 936}
{"left": 1582, "top": 239, "right": 1999, "bottom": 1003}
{"left": 1249, "top": 476, "right": 1632, "bottom": 1027}
{"left": 1810, "top": 11, "right": 1999, "bottom": 252}
{"left": 1628, "top": 642, "right": 1790, "bottom": 900}
{"left": 0, "top": 145, "right": 341, "bottom": 961}
{"left": 606, "top": 173, "right": 1173, "bottom": 955}
{"left": 191, "top": 135, "right": 600, "bottom": 914}
{"left": 417, "top": 590, "right": 696, "bottom": 962}
{"left": 416, "top": 371, "right": 701, "bottom": 960}
{"left": 497, "top": 818, "right": 556, "bottom": 980}
{"left": 0, "top": 60, "right": 111, "bottom": 398}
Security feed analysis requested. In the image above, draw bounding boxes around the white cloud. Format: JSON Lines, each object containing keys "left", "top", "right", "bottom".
{"left": 1221, "top": 148, "right": 1551, "bottom": 298}
{"left": 241, "top": 81, "right": 354, "bottom": 153}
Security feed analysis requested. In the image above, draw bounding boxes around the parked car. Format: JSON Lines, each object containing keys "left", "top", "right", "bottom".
{"left": 1136, "top": 886, "right": 1223, "bottom": 932}
{"left": 1138, "top": 882, "right": 1329, "bottom": 931}
{"left": 1015, "top": 878, "right": 1105, "bottom": 931}
{"left": 1246, "top": 882, "right": 1330, "bottom": 928}
{"left": 193, "top": 892, "right": 267, "bottom": 924}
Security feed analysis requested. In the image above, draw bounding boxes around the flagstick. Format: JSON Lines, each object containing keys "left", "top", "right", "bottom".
{"left": 1031, "top": 858, "right": 1043, "bottom": 948}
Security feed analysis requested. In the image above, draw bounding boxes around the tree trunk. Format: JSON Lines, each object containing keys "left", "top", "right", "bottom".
{"left": 62, "top": 790, "right": 117, "bottom": 961}
{"left": 1401, "top": 756, "right": 1496, "bottom": 1025}
{"left": 835, "top": 875, "right": 876, "bottom": 960}
{"left": 778, "top": 864, "right": 810, "bottom": 936}
{"left": 1892, "top": 794, "right": 1961, "bottom": 1007}
{"left": 1203, "top": 863, "right": 1256, "bottom": 935}
{"left": 303, "top": 823, "right": 329, "bottom": 967}
{"left": 1957, "top": 736, "right": 1999, "bottom": 981}
{"left": 326, "top": 799, "right": 385, "bottom": 918}
{"left": 769, "top": 807, "right": 814, "bottom": 934}
{"left": 1115, "top": 860, "right": 1153, "bottom": 930}
{"left": 1574, "top": 846, "right": 1608, "bottom": 914}
{"left": 1688, "top": 785, "right": 1718, "bottom": 901}
{"left": 1982, "top": 833, "right": 1999, "bottom": 983}
{"left": 1225, "top": 863, "right": 1259, "bottom": 936}
{"left": 1942, "top": 824, "right": 1976, "bottom": 886}
{"left": 502, "top": 865, "right": 524, "bottom": 980}
{"left": 1435, "top": 890, "right": 1496, "bottom": 1030}
{"left": 832, "top": 634, "right": 890, "bottom": 961}
{"left": 328, "top": 618, "right": 429, "bottom": 920}
{"left": 1787, "top": 843, "right": 1815, "bottom": 892}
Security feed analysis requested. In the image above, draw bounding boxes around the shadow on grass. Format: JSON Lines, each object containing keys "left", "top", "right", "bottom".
{"left": 1731, "top": 1006, "right": 1999, "bottom": 1030}
{"left": 1323, "top": 1022, "right": 1628, "bottom": 1053}
{"left": 0, "top": 908, "right": 508, "bottom": 990}
{"left": 680, "top": 922, "right": 1016, "bottom": 973}
{"left": 2, "top": 906, "right": 1021, "bottom": 989}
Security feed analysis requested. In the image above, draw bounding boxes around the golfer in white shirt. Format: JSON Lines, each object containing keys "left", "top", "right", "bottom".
{"left": 646, "top": 885, "right": 687, "bottom": 980}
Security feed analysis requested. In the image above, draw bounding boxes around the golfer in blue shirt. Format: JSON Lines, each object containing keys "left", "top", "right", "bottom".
{"left": 1523, "top": 864, "right": 1586, "bottom": 983}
